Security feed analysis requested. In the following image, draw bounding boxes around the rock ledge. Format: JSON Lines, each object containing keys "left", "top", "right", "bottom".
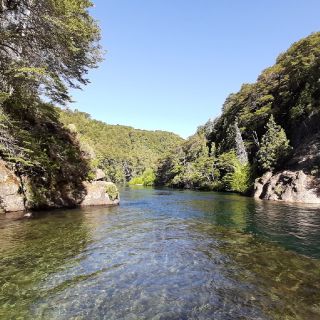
{"left": 254, "top": 170, "right": 320, "bottom": 204}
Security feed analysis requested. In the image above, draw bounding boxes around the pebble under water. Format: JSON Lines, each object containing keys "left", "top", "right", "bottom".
{"left": 1, "top": 187, "right": 320, "bottom": 319}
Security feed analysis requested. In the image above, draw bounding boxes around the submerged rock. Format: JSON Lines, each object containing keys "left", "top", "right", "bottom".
{"left": 254, "top": 170, "right": 320, "bottom": 204}
{"left": 23, "top": 212, "right": 33, "bottom": 218}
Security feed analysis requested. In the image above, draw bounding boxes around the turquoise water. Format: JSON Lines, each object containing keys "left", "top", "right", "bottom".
{"left": 0, "top": 187, "right": 320, "bottom": 319}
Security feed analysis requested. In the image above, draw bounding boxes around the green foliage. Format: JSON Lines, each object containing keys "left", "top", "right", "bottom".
{"left": 129, "top": 176, "right": 144, "bottom": 185}
{"left": 206, "top": 32, "right": 320, "bottom": 159}
{"left": 105, "top": 183, "right": 119, "bottom": 201}
{"left": 59, "top": 109, "right": 184, "bottom": 184}
{"left": 156, "top": 135, "right": 252, "bottom": 193}
{"left": 156, "top": 133, "right": 216, "bottom": 190}
{"left": 156, "top": 32, "right": 320, "bottom": 193}
{"left": 257, "top": 115, "right": 292, "bottom": 171}
{"left": 160, "top": 32, "right": 320, "bottom": 194}
{"left": 0, "top": 0, "right": 102, "bottom": 104}
{"left": 129, "top": 168, "right": 156, "bottom": 186}
{"left": 217, "top": 152, "right": 252, "bottom": 193}
{"left": 0, "top": 0, "right": 103, "bottom": 208}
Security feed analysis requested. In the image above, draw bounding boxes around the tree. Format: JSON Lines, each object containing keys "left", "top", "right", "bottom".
{"left": 257, "top": 115, "right": 291, "bottom": 171}
{"left": 234, "top": 119, "right": 248, "bottom": 164}
{"left": 59, "top": 109, "right": 184, "bottom": 184}
{"left": 0, "top": 0, "right": 102, "bottom": 104}
{"left": 217, "top": 119, "right": 248, "bottom": 165}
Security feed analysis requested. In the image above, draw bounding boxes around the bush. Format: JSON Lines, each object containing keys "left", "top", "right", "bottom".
{"left": 217, "top": 151, "right": 252, "bottom": 193}
{"left": 129, "top": 168, "right": 156, "bottom": 186}
{"left": 105, "top": 183, "right": 119, "bottom": 201}
{"left": 129, "top": 176, "right": 144, "bottom": 185}
{"left": 224, "top": 163, "right": 252, "bottom": 194}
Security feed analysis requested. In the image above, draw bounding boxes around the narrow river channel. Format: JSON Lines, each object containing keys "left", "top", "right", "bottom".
{"left": 1, "top": 187, "right": 320, "bottom": 319}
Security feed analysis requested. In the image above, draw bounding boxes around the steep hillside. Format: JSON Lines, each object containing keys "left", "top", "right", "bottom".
{"left": 59, "top": 109, "right": 184, "bottom": 183}
{"left": 0, "top": 100, "right": 119, "bottom": 212}
{"left": 207, "top": 31, "right": 320, "bottom": 159}
{"left": 156, "top": 32, "right": 320, "bottom": 203}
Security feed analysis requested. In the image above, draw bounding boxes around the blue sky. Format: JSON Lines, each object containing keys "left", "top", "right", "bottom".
{"left": 70, "top": 0, "right": 320, "bottom": 138}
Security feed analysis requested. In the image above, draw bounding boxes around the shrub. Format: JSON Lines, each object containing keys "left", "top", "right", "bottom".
{"left": 217, "top": 151, "right": 252, "bottom": 193}
{"left": 105, "top": 183, "right": 119, "bottom": 201}
{"left": 129, "top": 168, "right": 156, "bottom": 186}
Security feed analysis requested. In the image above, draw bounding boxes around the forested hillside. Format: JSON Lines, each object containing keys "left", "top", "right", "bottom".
{"left": 156, "top": 32, "right": 320, "bottom": 198}
{"left": 59, "top": 109, "right": 184, "bottom": 184}
{"left": 0, "top": 1, "right": 121, "bottom": 211}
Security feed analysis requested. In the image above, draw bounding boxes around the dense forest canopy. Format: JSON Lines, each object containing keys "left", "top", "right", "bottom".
{"left": 0, "top": 0, "right": 101, "bottom": 104}
{"left": 207, "top": 32, "right": 320, "bottom": 152}
{"left": 156, "top": 32, "right": 320, "bottom": 193}
{"left": 59, "top": 108, "right": 184, "bottom": 184}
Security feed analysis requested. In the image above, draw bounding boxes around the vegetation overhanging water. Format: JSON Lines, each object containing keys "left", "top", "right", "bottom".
{"left": 0, "top": 187, "right": 320, "bottom": 319}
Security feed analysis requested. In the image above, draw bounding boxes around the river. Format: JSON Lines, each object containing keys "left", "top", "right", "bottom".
{"left": 0, "top": 187, "right": 320, "bottom": 319}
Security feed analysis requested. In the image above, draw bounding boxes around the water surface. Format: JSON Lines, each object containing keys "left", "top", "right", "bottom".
{"left": 1, "top": 187, "right": 320, "bottom": 319}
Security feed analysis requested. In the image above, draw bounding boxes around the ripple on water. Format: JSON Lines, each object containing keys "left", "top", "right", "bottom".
{"left": 0, "top": 188, "right": 320, "bottom": 319}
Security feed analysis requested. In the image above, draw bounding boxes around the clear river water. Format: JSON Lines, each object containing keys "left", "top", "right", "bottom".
{"left": 1, "top": 187, "right": 320, "bottom": 319}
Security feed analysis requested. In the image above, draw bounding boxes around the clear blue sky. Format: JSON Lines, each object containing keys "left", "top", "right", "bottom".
{"left": 70, "top": 0, "right": 320, "bottom": 138}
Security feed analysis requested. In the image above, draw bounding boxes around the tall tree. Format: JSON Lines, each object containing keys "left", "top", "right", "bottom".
{"left": 257, "top": 115, "right": 291, "bottom": 171}
{"left": 0, "top": 0, "right": 102, "bottom": 104}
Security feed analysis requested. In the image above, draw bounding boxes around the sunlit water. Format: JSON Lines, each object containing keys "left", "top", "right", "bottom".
{"left": 1, "top": 187, "right": 320, "bottom": 319}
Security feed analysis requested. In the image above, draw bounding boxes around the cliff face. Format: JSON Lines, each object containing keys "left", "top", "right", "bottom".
{"left": 0, "top": 160, "right": 119, "bottom": 213}
{"left": 254, "top": 170, "right": 320, "bottom": 204}
{"left": 0, "top": 161, "right": 25, "bottom": 212}
{"left": 254, "top": 133, "right": 320, "bottom": 204}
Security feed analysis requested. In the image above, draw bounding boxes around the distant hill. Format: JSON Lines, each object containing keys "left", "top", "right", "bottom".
{"left": 59, "top": 109, "right": 184, "bottom": 183}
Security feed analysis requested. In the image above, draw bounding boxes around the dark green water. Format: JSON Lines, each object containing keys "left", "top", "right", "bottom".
{"left": 1, "top": 188, "right": 320, "bottom": 319}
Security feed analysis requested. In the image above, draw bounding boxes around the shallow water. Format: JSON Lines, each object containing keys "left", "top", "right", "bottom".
{"left": 1, "top": 187, "right": 320, "bottom": 319}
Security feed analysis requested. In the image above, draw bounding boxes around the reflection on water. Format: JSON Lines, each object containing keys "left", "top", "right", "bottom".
{"left": 0, "top": 187, "right": 319, "bottom": 319}
{"left": 188, "top": 192, "right": 320, "bottom": 258}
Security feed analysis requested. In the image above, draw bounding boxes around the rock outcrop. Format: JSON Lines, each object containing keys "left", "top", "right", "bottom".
{"left": 0, "top": 161, "right": 25, "bottom": 212}
{"left": 81, "top": 181, "right": 120, "bottom": 206}
{"left": 254, "top": 170, "right": 320, "bottom": 204}
{"left": 0, "top": 160, "right": 119, "bottom": 213}
{"left": 254, "top": 132, "right": 320, "bottom": 204}
{"left": 94, "top": 168, "right": 106, "bottom": 181}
